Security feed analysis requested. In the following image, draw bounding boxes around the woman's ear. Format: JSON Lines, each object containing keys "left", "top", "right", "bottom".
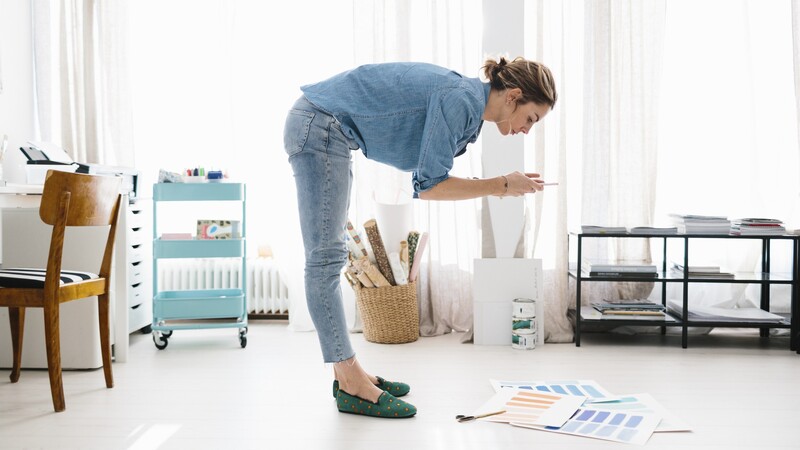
{"left": 506, "top": 88, "right": 523, "bottom": 103}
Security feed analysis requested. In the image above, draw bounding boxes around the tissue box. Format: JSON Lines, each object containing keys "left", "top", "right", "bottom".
{"left": 196, "top": 220, "right": 241, "bottom": 240}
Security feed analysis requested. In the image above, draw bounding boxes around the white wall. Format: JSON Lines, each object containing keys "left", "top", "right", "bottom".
{"left": 0, "top": 0, "right": 35, "bottom": 184}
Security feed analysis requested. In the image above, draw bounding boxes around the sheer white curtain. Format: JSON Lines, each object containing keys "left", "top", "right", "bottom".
{"left": 350, "top": 0, "right": 482, "bottom": 336}
{"left": 521, "top": 0, "right": 666, "bottom": 341}
{"left": 655, "top": 0, "right": 799, "bottom": 313}
{"left": 794, "top": 0, "right": 800, "bottom": 170}
{"left": 521, "top": 0, "right": 585, "bottom": 342}
{"left": 32, "top": 0, "right": 133, "bottom": 166}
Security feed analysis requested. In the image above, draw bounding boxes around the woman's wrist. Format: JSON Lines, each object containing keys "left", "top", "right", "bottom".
{"left": 498, "top": 175, "right": 508, "bottom": 197}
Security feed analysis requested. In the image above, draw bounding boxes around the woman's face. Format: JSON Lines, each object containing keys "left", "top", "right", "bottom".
{"left": 496, "top": 101, "right": 551, "bottom": 136}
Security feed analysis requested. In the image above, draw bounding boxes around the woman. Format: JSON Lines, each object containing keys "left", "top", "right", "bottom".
{"left": 283, "top": 56, "right": 557, "bottom": 418}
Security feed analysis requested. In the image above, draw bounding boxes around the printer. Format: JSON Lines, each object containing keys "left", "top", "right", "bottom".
{"left": 20, "top": 141, "right": 139, "bottom": 199}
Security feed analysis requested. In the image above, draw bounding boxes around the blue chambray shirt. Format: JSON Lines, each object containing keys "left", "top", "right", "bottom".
{"left": 300, "top": 62, "right": 489, "bottom": 197}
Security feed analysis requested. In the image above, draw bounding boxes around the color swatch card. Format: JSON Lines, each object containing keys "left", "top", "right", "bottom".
{"left": 512, "top": 407, "right": 661, "bottom": 446}
{"left": 584, "top": 393, "right": 690, "bottom": 432}
{"left": 489, "top": 379, "right": 618, "bottom": 402}
{"left": 474, "top": 388, "right": 586, "bottom": 427}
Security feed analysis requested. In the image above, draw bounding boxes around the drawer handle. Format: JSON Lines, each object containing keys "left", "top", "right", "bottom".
{"left": 132, "top": 282, "right": 142, "bottom": 288}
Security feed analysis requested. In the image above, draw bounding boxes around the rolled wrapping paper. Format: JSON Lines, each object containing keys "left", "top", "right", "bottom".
{"left": 407, "top": 231, "right": 428, "bottom": 283}
{"left": 399, "top": 240, "right": 409, "bottom": 275}
{"left": 407, "top": 231, "right": 420, "bottom": 269}
{"left": 345, "top": 220, "right": 369, "bottom": 259}
{"left": 345, "top": 235, "right": 363, "bottom": 260}
{"left": 353, "top": 257, "right": 391, "bottom": 287}
{"left": 363, "top": 218, "right": 396, "bottom": 285}
{"left": 355, "top": 270, "right": 375, "bottom": 288}
{"left": 388, "top": 251, "right": 408, "bottom": 285}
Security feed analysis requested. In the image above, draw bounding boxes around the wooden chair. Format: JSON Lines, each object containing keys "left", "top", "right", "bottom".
{"left": 0, "top": 170, "right": 122, "bottom": 412}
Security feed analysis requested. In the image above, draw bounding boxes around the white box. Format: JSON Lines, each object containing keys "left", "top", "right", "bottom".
{"left": 25, "top": 163, "right": 78, "bottom": 185}
{"left": 473, "top": 258, "right": 544, "bottom": 346}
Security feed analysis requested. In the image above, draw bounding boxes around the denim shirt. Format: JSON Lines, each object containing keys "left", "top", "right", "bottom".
{"left": 300, "top": 62, "right": 490, "bottom": 196}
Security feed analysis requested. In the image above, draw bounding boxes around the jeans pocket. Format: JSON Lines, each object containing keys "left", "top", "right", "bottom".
{"left": 284, "top": 109, "right": 315, "bottom": 157}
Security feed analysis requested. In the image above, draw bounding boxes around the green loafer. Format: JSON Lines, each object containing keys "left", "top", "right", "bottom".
{"left": 332, "top": 376, "right": 411, "bottom": 398}
{"left": 337, "top": 390, "right": 417, "bottom": 418}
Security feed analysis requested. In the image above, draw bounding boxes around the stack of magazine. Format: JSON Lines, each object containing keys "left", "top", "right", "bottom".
{"left": 591, "top": 299, "right": 667, "bottom": 317}
{"left": 669, "top": 214, "right": 731, "bottom": 234}
{"left": 671, "top": 262, "right": 734, "bottom": 278}
{"left": 582, "top": 260, "right": 658, "bottom": 278}
{"left": 730, "top": 218, "right": 786, "bottom": 236}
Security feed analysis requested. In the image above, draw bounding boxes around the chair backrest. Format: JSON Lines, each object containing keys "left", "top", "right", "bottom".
{"left": 39, "top": 170, "right": 122, "bottom": 281}
{"left": 40, "top": 170, "right": 121, "bottom": 227}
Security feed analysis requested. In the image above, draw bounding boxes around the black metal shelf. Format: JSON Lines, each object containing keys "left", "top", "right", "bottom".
{"left": 570, "top": 232, "right": 799, "bottom": 353}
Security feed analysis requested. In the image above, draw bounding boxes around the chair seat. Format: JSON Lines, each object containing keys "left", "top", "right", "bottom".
{"left": 0, "top": 268, "right": 99, "bottom": 288}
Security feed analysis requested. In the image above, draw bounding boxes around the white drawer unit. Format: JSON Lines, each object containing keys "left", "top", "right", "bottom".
{"left": 113, "top": 197, "right": 153, "bottom": 363}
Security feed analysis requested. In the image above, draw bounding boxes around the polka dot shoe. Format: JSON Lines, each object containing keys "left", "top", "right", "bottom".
{"left": 336, "top": 390, "right": 417, "bottom": 418}
{"left": 332, "top": 376, "right": 411, "bottom": 398}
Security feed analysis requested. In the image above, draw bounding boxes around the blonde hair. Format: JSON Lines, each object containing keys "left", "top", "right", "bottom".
{"left": 482, "top": 56, "right": 557, "bottom": 109}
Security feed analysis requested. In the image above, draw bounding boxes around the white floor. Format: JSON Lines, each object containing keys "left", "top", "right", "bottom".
{"left": 1, "top": 323, "right": 799, "bottom": 450}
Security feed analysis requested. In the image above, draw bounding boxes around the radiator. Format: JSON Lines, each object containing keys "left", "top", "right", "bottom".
{"left": 157, "top": 258, "right": 289, "bottom": 315}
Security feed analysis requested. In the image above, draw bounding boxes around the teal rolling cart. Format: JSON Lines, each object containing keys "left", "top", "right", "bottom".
{"left": 151, "top": 182, "right": 248, "bottom": 349}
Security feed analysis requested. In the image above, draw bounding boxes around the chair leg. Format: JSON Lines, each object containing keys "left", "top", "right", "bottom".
{"left": 97, "top": 293, "right": 114, "bottom": 388}
{"left": 8, "top": 307, "right": 25, "bottom": 383}
{"left": 43, "top": 301, "right": 65, "bottom": 412}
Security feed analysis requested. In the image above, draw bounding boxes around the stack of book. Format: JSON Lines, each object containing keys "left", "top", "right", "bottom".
{"left": 730, "top": 218, "right": 786, "bottom": 235}
{"left": 591, "top": 299, "right": 667, "bottom": 317}
{"left": 582, "top": 260, "right": 658, "bottom": 278}
{"left": 671, "top": 262, "right": 734, "bottom": 278}
{"left": 669, "top": 214, "right": 731, "bottom": 234}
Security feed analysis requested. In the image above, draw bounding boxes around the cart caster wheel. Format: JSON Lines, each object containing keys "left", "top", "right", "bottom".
{"left": 239, "top": 328, "right": 247, "bottom": 348}
{"left": 162, "top": 329, "right": 174, "bottom": 338}
{"left": 140, "top": 325, "right": 152, "bottom": 334}
{"left": 153, "top": 333, "right": 169, "bottom": 350}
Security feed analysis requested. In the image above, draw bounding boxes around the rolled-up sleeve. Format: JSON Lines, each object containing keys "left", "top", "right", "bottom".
{"left": 412, "top": 88, "right": 480, "bottom": 197}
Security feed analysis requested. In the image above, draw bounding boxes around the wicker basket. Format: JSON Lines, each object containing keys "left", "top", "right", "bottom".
{"left": 353, "top": 281, "right": 419, "bottom": 344}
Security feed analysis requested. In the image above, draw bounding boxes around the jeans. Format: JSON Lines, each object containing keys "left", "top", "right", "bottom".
{"left": 283, "top": 96, "right": 359, "bottom": 363}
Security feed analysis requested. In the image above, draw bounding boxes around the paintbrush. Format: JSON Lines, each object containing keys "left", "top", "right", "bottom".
{"left": 455, "top": 409, "right": 507, "bottom": 422}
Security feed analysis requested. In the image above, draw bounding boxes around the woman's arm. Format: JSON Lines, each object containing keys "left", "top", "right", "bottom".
{"left": 419, "top": 171, "right": 543, "bottom": 201}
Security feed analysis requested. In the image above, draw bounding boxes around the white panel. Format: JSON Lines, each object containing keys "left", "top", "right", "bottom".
{"left": 473, "top": 258, "right": 544, "bottom": 346}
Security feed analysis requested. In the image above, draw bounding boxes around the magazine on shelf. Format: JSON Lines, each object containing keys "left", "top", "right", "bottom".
{"left": 582, "top": 260, "right": 658, "bottom": 273}
{"left": 628, "top": 226, "right": 678, "bottom": 235}
{"left": 666, "top": 300, "right": 785, "bottom": 323}
{"left": 671, "top": 262, "right": 734, "bottom": 278}
{"left": 581, "top": 306, "right": 677, "bottom": 322}
{"left": 589, "top": 271, "right": 659, "bottom": 278}
{"left": 581, "top": 225, "right": 628, "bottom": 234}
{"left": 592, "top": 300, "right": 666, "bottom": 316}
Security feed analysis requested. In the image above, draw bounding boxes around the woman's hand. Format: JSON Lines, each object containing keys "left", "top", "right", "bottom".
{"left": 501, "top": 171, "right": 543, "bottom": 197}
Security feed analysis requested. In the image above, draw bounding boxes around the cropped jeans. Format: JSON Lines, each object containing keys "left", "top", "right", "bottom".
{"left": 283, "top": 95, "right": 359, "bottom": 363}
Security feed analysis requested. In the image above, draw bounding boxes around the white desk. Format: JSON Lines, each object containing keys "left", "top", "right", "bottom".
{"left": 0, "top": 184, "right": 138, "bottom": 367}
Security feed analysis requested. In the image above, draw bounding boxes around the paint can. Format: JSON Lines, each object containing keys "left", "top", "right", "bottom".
{"left": 512, "top": 298, "right": 537, "bottom": 318}
{"left": 512, "top": 298, "right": 537, "bottom": 350}
{"left": 512, "top": 329, "right": 536, "bottom": 350}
